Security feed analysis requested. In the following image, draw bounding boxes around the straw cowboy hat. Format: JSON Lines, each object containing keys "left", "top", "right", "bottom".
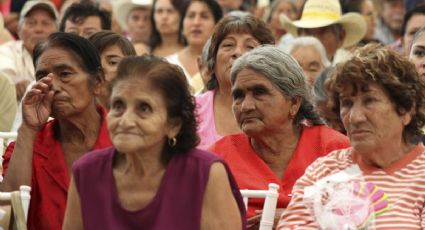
{"left": 279, "top": 0, "right": 367, "bottom": 48}
{"left": 114, "top": 0, "right": 152, "bottom": 31}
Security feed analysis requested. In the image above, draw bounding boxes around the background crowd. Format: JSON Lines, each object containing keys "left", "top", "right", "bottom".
{"left": 0, "top": 0, "right": 424, "bottom": 229}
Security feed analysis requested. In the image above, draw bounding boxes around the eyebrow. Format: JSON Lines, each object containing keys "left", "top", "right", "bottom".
{"left": 308, "top": 61, "right": 321, "bottom": 68}
{"left": 35, "top": 64, "right": 74, "bottom": 80}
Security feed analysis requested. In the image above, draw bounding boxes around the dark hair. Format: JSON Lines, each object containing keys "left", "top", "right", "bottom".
{"left": 149, "top": 0, "right": 185, "bottom": 52}
{"left": 325, "top": 43, "right": 425, "bottom": 143}
{"left": 88, "top": 31, "right": 137, "bottom": 56}
{"left": 206, "top": 13, "right": 275, "bottom": 90}
{"left": 33, "top": 32, "right": 102, "bottom": 82}
{"left": 179, "top": 0, "right": 223, "bottom": 45}
{"left": 59, "top": 2, "right": 112, "bottom": 32}
{"left": 340, "top": 0, "right": 365, "bottom": 13}
{"left": 112, "top": 55, "right": 199, "bottom": 155}
{"left": 401, "top": 4, "right": 425, "bottom": 36}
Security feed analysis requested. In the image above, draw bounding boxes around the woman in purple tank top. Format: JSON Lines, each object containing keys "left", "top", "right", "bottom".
{"left": 62, "top": 55, "right": 246, "bottom": 229}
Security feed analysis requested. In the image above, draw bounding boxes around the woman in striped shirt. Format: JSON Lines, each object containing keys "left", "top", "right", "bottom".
{"left": 278, "top": 43, "right": 425, "bottom": 229}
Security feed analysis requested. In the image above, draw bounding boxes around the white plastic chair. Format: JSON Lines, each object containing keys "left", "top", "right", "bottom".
{"left": 0, "top": 132, "right": 17, "bottom": 157}
{"left": 240, "top": 183, "right": 280, "bottom": 230}
{"left": 0, "top": 185, "right": 31, "bottom": 230}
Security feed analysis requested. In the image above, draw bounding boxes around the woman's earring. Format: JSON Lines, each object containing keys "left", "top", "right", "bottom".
{"left": 168, "top": 137, "right": 177, "bottom": 147}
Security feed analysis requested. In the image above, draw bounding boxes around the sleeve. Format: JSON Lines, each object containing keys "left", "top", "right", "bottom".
{"left": 0, "top": 74, "right": 17, "bottom": 131}
{"left": 276, "top": 160, "right": 322, "bottom": 229}
{"left": 2, "top": 141, "right": 16, "bottom": 176}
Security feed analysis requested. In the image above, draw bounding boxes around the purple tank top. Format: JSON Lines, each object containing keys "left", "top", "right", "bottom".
{"left": 72, "top": 147, "right": 246, "bottom": 229}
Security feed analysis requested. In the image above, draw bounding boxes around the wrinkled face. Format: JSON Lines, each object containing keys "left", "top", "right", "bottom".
{"left": 182, "top": 1, "right": 216, "bottom": 47}
{"left": 214, "top": 33, "right": 260, "bottom": 89}
{"left": 19, "top": 8, "right": 57, "bottom": 54}
{"left": 64, "top": 16, "right": 102, "bottom": 38}
{"left": 127, "top": 7, "right": 151, "bottom": 44}
{"left": 35, "top": 47, "right": 100, "bottom": 119}
{"left": 101, "top": 45, "right": 125, "bottom": 82}
{"left": 381, "top": 0, "right": 405, "bottom": 33}
{"left": 299, "top": 26, "right": 344, "bottom": 60}
{"left": 108, "top": 78, "right": 180, "bottom": 154}
{"left": 361, "top": 0, "right": 376, "bottom": 40}
{"left": 409, "top": 32, "right": 425, "bottom": 80}
{"left": 339, "top": 82, "right": 411, "bottom": 153}
{"left": 154, "top": 0, "right": 180, "bottom": 36}
{"left": 403, "top": 14, "right": 425, "bottom": 56}
{"left": 231, "top": 68, "right": 300, "bottom": 137}
{"left": 291, "top": 45, "right": 324, "bottom": 88}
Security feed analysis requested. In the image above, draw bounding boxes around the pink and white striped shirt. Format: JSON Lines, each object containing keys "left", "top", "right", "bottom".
{"left": 278, "top": 144, "right": 425, "bottom": 229}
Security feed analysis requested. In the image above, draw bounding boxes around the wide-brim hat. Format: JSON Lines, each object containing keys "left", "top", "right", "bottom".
{"left": 20, "top": 0, "right": 59, "bottom": 21}
{"left": 114, "top": 0, "right": 152, "bottom": 31}
{"left": 279, "top": 0, "right": 366, "bottom": 48}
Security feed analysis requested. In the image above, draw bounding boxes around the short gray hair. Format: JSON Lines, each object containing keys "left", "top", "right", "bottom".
{"left": 230, "top": 45, "right": 324, "bottom": 125}
{"left": 283, "top": 36, "right": 330, "bottom": 67}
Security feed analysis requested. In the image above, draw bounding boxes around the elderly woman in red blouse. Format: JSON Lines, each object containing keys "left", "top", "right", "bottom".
{"left": 209, "top": 45, "right": 349, "bottom": 228}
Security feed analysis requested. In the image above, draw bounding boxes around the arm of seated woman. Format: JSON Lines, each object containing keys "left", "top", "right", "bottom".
{"left": 62, "top": 177, "right": 83, "bottom": 230}
{"left": 201, "top": 162, "right": 242, "bottom": 229}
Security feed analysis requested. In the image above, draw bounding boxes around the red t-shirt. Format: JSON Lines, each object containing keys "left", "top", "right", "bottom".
{"left": 3, "top": 107, "right": 112, "bottom": 230}
{"left": 209, "top": 125, "right": 350, "bottom": 217}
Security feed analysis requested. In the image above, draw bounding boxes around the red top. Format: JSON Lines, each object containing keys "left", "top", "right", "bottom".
{"left": 209, "top": 125, "right": 350, "bottom": 217}
{"left": 3, "top": 107, "right": 112, "bottom": 230}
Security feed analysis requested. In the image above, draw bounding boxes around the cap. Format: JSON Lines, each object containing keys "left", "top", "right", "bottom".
{"left": 20, "top": 0, "right": 59, "bottom": 21}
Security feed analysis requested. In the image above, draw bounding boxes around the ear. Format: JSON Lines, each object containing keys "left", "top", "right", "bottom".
{"left": 289, "top": 96, "right": 302, "bottom": 117}
{"left": 167, "top": 118, "right": 183, "bottom": 139}
{"left": 400, "top": 106, "right": 415, "bottom": 126}
{"left": 93, "top": 68, "right": 106, "bottom": 96}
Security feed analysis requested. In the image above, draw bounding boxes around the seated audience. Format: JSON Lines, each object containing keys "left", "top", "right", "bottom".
{"left": 114, "top": 0, "right": 152, "bottom": 45}
{"left": 166, "top": 0, "right": 222, "bottom": 93}
{"left": 62, "top": 55, "right": 245, "bottom": 229}
{"left": 280, "top": 0, "right": 367, "bottom": 62}
{"left": 402, "top": 5, "right": 425, "bottom": 56}
{"left": 374, "top": 0, "right": 405, "bottom": 45}
{"left": 59, "top": 1, "right": 111, "bottom": 38}
{"left": 284, "top": 36, "right": 330, "bottom": 89}
{"left": 209, "top": 46, "right": 349, "bottom": 228}
{"left": 0, "top": 0, "right": 58, "bottom": 101}
{"left": 265, "top": 0, "right": 297, "bottom": 45}
{"left": 196, "top": 12, "right": 275, "bottom": 150}
{"left": 340, "top": 0, "right": 379, "bottom": 45}
{"left": 88, "top": 31, "right": 136, "bottom": 109}
{"left": 311, "top": 66, "right": 346, "bottom": 133}
{"left": 278, "top": 43, "right": 425, "bottom": 229}
{"left": 149, "top": 0, "right": 185, "bottom": 57}
{"left": 0, "top": 32, "right": 112, "bottom": 229}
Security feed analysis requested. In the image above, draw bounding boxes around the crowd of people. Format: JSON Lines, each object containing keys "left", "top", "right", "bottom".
{"left": 0, "top": 0, "right": 424, "bottom": 229}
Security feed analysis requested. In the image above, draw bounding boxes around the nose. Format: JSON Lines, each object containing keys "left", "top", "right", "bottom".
{"left": 193, "top": 15, "right": 202, "bottom": 25}
{"left": 240, "top": 94, "right": 255, "bottom": 112}
{"left": 231, "top": 43, "right": 245, "bottom": 60}
{"left": 348, "top": 101, "right": 366, "bottom": 124}
{"left": 119, "top": 109, "right": 137, "bottom": 128}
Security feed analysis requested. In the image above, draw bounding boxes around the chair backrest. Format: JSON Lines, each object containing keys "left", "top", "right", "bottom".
{"left": 0, "top": 132, "right": 17, "bottom": 160}
{"left": 240, "top": 183, "right": 279, "bottom": 230}
{"left": 0, "top": 185, "right": 31, "bottom": 230}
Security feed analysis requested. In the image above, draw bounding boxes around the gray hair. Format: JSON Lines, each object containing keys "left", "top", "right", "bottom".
{"left": 283, "top": 36, "right": 331, "bottom": 67}
{"left": 230, "top": 45, "right": 324, "bottom": 125}
{"left": 199, "top": 38, "right": 211, "bottom": 66}
{"left": 410, "top": 26, "right": 425, "bottom": 58}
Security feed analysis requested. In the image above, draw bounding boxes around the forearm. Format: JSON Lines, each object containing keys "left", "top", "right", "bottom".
{"left": 0, "top": 124, "right": 37, "bottom": 191}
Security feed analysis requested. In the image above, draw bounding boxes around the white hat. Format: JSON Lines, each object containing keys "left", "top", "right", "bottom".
{"left": 20, "top": 0, "right": 59, "bottom": 21}
{"left": 279, "top": 0, "right": 367, "bottom": 48}
{"left": 114, "top": 0, "right": 152, "bottom": 31}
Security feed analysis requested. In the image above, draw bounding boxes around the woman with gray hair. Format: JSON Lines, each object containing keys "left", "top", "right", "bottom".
{"left": 283, "top": 36, "right": 330, "bottom": 89}
{"left": 209, "top": 46, "right": 349, "bottom": 229}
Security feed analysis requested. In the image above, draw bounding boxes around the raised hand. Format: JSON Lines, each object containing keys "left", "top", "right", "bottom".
{"left": 22, "top": 74, "right": 54, "bottom": 131}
